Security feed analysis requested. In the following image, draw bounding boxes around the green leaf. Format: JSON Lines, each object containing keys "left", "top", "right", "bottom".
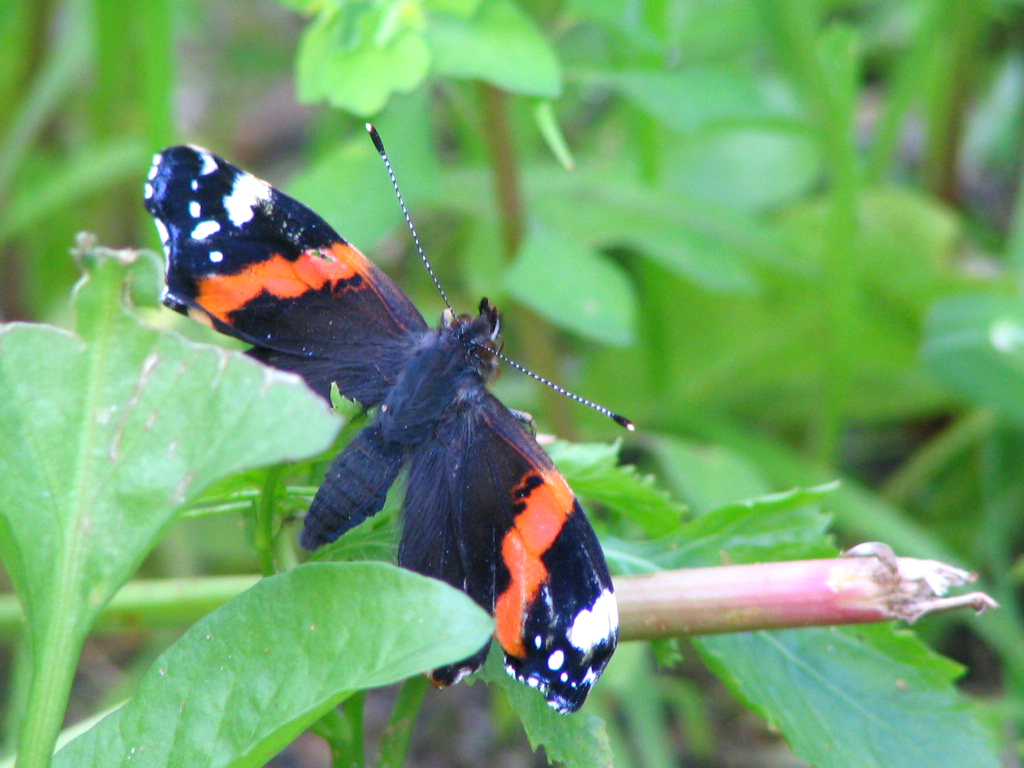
{"left": 593, "top": 67, "right": 773, "bottom": 134}
{"left": 427, "top": 0, "right": 561, "bottom": 97}
{"left": 923, "top": 293, "right": 1024, "bottom": 425}
{"left": 53, "top": 562, "right": 493, "bottom": 767}
{"left": 503, "top": 226, "right": 637, "bottom": 346}
{"left": 424, "top": 0, "right": 481, "bottom": 17}
{"left": 0, "top": 245, "right": 341, "bottom": 761}
{"left": 664, "top": 129, "right": 820, "bottom": 212}
{"left": 547, "top": 441, "right": 685, "bottom": 536}
{"left": 276, "top": 0, "right": 330, "bottom": 13}
{"left": 532, "top": 169, "right": 801, "bottom": 294}
{"left": 696, "top": 625, "right": 999, "bottom": 768}
{"left": 533, "top": 100, "right": 574, "bottom": 170}
{"left": 484, "top": 651, "right": 613, "bottom": 768}
{"left": 295, "top": 3, "right": 430, "bottom": 115}
{"left": 603, "top": 465, "right": 998, "bottom": 768}
{"left": 604, "top": 483, "right": 836, "bottom": 576}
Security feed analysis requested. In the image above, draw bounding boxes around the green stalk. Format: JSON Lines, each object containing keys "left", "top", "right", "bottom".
{"left": 919, "top": 0, "right": 988, "bottom": 203}
{"left": 759, "top": 2, "right": 861, "bottom": 464}
{"left": 15, "top": 623, "right": 83, "bottom": 768}
{"left": 377, "top": 677, "right": 429, "bottom": 768}
{"left": 478, "top": 84, "right": 575, "bottom": 436}
{"left": 865, "top": 1, "right": 947, "bottom": 182}
{"left": 254, "top": 467, "right": 285, "bottom": 576}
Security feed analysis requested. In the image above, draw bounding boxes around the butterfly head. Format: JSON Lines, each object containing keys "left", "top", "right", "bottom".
{"left": 441, "top": 297, "right": 502, "bottom": 383}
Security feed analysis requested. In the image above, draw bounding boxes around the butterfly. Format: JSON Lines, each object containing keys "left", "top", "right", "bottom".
{"left": 143, "top": 132, "right": 626, "bottom": 713}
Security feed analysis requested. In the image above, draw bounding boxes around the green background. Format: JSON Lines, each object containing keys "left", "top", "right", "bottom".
{"left": 1, "top": 0, "right": 1022, "bottom": 766}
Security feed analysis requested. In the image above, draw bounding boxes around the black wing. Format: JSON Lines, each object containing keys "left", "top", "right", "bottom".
{"left": 144, "top": 145, "right": 427, "bottom": 405}
{"left": 399, "top": 390, "right": 618, "bottom": 713}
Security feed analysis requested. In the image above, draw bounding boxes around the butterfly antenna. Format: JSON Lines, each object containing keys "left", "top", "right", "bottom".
{"left": 492, "top": 348, "right": 635, "bottom": 431}
{"left": 366, "top": 123, "right": 453, "bottom": 312}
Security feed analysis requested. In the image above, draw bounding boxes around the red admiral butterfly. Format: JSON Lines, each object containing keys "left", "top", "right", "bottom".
{"left": 143, "top": 129, "right": 628, "bottom": 713}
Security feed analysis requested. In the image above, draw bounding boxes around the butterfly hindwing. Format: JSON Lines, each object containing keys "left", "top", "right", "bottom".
{"left": 400, "top": 389, "right": 618, "bottom": 713}
{"left": 144, "top": 145, "right": 427, "bottom": 404}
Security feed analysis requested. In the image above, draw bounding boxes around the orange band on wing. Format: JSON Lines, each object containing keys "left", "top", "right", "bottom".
{"left": 194, "top": 242, "right": 369, "bottom": 322}
{"left": 494, "top": 469, "right": 575, "bottom": 658}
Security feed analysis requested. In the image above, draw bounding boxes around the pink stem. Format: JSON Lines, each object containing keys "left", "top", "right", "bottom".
{"left": 615, "top": 544, "right": 997, "bottom": 641}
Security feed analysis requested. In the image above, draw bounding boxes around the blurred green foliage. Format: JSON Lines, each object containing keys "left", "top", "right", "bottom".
{"left": 2, "top": 0, "right": 1024, "bottom": 766}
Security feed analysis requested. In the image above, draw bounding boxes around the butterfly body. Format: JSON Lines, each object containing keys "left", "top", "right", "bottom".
{"left": 144, "top": 144, "right": 618, "bottom": 713}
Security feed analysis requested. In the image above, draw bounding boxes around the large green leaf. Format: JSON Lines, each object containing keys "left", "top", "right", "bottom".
{"left": 484, "top": 651, "right": 613, "bottom": 768}
{"left": 0, "top": 246, "right": 341, "bottom": 763}
{"left": 697, "top": 626, "right": 998, "bottom": 768}
{"left": 547, "top": 441, "right": 685, "bottom": 536}
{"left": 53, "top": 563, "right": 493, "bottom": 767}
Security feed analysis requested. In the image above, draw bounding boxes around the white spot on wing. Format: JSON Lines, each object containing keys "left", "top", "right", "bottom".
{"left": 154, "top": 219, "right": 170, "bottom": 245}
{"left": 567, "top": 589, "right": 617, "bottom": 653}
{"left": 190, "top": 179, "right": 199, "bottom": 191}
{"left": 223, "top": 172, "right": 270, "bottom": 227}
{"left": 197, "top": 151, "right": 218, "bottom": 176}
{"left": 209, "top": 250, "right": 224, "bottom": 263}
{"left": 547, "top": 649, "right": 565, "bottom": 671}
{"left": 147, "top": 157, "right": 160, "bottom": 180}
{"left": 192, "top": 220, "right": 221, "bottom": 240}
{"left": 189, "top": 201, "right": 201, "bottom": 218}
{"left": 144, "top": 182, "right": 154, "bottom": 200}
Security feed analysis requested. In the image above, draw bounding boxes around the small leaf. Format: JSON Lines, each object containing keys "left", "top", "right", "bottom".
{"left": 533, "top": 100, "right": 574, "bottom": 170}
{"left": 295, "top": 3, "right": 430, "bottom": 115}
{"left": 53, "top": 563, "right": 493, "bottom": 767}
{"left": 603, "top": 483, "right": 836, "bottom": 576}
{"left": 503, "top": 226, "right": 637, "bottom": 346}
{"left": 427, "top": 0, "right": 561, "bottom": 97}
{"left": 547, "top": 441, "right": 685, "bottom": 536}
{"left": 484, "top": 651, "right": 613, "bottom": 768}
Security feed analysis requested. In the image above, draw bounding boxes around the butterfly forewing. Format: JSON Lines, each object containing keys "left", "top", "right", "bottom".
{"left": 145, "top": 145, "right": 426, "bottom": 404}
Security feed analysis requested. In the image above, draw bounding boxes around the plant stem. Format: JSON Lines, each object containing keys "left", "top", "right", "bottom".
{"left": 0, "top": 576, "right": 261, "bottom": 638}
{"left": 865, "top": 1, "right": 947, "bottom": 182}
{"left": 759, "top": 2, "right": 861, "bottom": 464}
{"left": 14, "top": 621, "right": 82, "bottom": 768}
{"left": 377, "top": 677, "right": 428, "bottom": 768}
{"left": 919, "top": 1, "right": 987, "bottom": 204}
{"left": 478, "top": 84, "right": 574, "bottom": 436}
{"left": 615, "top": 546, "right": 995, "bottom": 639}
{"left": 254, "top": 466, "right": 284, "bottom": 576}
{"left": 0, "top": 550, "right": 993, "bottom": 647}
